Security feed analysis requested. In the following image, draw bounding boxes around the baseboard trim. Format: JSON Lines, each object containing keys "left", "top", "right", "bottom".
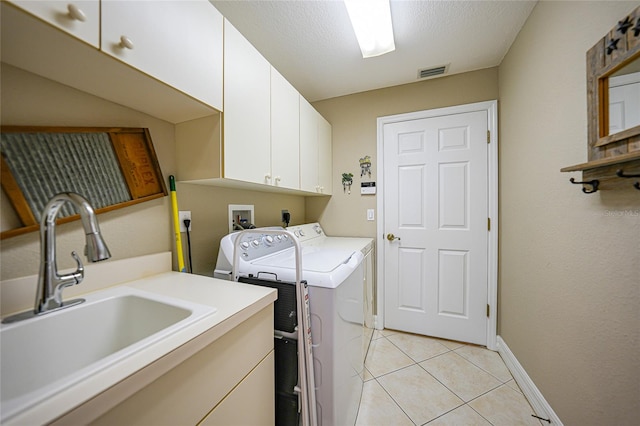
{"left": 496, "top": 336, "right": 563, "bottom": 425}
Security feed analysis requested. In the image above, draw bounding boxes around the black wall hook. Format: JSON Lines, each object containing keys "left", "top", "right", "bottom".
{"left": 616, "top": 169, "right": 640, "bottom": 191}
{"left": 569, "top": 177, "right": 599, "bottom": 194}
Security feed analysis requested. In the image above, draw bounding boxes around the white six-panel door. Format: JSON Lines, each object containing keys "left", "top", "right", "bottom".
{"left": 379, "top": 104, "right": 495, "bottom": 346}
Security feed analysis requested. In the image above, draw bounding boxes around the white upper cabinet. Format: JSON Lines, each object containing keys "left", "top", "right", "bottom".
{"left": 318, "top": 114, "right": 333, "bottom": 195}
{"left": 223, "top": 19, "right": 271, "bottom": 185}
{"left": 8, "top": 0, "right": 100, "bottom": 48}
{"left": 102, "top": 0, "right": 223, "bottom": 111}
{"left": 300, "top": 97, "right": 332, "bottom": 195}
{"left": 300, "top": 97, "right": 319, "bottom": 193}
{"left": 271, "top": 68, "right": 300, "bottom": 190}
{"left": 2, "top": 1, "right": 221, "bottom": 122}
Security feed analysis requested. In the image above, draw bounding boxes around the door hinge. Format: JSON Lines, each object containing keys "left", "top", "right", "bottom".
{"left": 487, "top": 130, "right": 490, "bottom": 144}
{"left": 487, "top": 304, "right": 490, "bottom": 317}
{"left": 487, "top": 217, "right": 491, "bottom": 231}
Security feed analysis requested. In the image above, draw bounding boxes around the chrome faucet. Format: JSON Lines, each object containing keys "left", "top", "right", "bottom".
{"left": 2, "top": 192, "right": 111, "bottom": 323}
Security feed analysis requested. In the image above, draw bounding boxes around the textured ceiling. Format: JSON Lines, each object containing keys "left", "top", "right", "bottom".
{"left": 211, "top": 0, "right": 537, "bottom": 102}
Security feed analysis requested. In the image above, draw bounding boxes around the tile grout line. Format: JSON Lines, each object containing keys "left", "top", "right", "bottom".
{"left": 371, "top": 375, "right": 419, "bottom": 426}
{"left": 365, "top": 335, "right": 419, "bottom": 424}
{"left": 452, "top": 347, "right": 514, "bottom": 384}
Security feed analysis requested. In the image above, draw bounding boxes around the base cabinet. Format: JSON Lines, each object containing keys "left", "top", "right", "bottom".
{"left": 87, "top": 306, "right": 274, "bottom": 426}
{"left": 200, "top": 352, "right": 275, "bottom": 425}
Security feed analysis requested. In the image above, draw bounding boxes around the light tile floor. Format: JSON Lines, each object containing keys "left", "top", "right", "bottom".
{"left": 356, "top": 329, "right": 543, "bottom": 426}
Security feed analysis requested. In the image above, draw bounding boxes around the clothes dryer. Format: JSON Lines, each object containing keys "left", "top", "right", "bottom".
{"left": 287, "top": 223, "right": 375, "bottom": 355}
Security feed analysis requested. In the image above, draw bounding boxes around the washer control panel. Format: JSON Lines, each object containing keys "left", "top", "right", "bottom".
{"left": 286, "top": 222, "right": 325, "bottom": 243}
{"left": 233, "top": 229, "right": 294, "bottom": 261}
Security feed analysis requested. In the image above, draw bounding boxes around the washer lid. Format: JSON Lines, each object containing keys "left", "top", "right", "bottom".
{"left": 245, "top": 246, "right": 363, "bottom": 288}
{"left": 252, "top": 246, "right": 355, "bottom": 273}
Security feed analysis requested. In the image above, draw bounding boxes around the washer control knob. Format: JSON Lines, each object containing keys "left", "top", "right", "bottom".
{"left": 240, "top": 241, "right": 250, "bottom": 250}
{"left": 275, "top": 235, "right": 282, "bottom": 242}
{"left": 263, "top": 235, "right": 274, "bottom": 246}
{"left": 251, "top": 239, "right": 260, "bottom": 248}
{"left": 314, "top": 224, "right": 322, "bottom": 234}
{"left": 299, "top": 230, "right": 306, "bottom": 237}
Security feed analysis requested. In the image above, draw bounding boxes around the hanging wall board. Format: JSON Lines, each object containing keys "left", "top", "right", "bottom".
{"left": 0, "top": 126, "right": 167, "bottom": 239}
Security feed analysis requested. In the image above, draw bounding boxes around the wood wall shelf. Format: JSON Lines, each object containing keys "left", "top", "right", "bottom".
{"left": 562, "top": 4, "right": 640, "bottom": 193}
{"left": 561, "top": 151, "right": 640, "bottom": 172}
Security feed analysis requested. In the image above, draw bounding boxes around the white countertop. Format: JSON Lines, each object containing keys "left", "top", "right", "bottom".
{"left": 5, "top": 271, "right": 277, "bottom": 426}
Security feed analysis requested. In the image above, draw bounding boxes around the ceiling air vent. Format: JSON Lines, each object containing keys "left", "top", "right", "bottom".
{"left": 417, "top": 64, "right": 449, "bottom": 80}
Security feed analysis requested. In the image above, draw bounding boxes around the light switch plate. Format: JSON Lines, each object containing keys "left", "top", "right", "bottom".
{"left": 367, "top": 209, "right": 375, "bottom": 221}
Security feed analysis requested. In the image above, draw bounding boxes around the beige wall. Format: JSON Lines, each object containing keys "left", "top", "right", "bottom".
{"left": 176, "top": 182, "right": 305, "bottom": 275}
{"left": 0, "top": 64, "right": 305, "bottom": 283}
{"left": 310, "top": 67, "right": 499, "bottom": 237}
{"left": 498, "top": 1, "right": 639, "bottom": 425}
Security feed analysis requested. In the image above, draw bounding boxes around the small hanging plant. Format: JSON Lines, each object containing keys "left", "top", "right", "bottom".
{"left": 342, "top": 172, "right": 354, "bottom": 194}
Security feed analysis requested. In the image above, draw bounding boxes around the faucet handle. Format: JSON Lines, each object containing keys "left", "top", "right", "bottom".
{"left": 54, "top": 251, "right": 84, "bottom": 304}
{"left": 59, "top": 251, "right": 85, "bottom": 285}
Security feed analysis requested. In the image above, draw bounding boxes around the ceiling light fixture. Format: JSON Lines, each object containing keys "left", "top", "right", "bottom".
{"left": 344, "top": 0, "right": 395, "bottom": 58}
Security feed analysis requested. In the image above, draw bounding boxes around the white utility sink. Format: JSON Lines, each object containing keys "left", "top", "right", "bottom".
{"left": 0, "top": 285, "right": 217, "bottom": 422}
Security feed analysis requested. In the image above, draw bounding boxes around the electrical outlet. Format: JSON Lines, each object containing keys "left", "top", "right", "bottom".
{"left": 179, "top": 211, "right": 192, "bottom": 232}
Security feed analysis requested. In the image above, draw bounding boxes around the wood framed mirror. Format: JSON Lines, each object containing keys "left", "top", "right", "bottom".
{"left": 591, "top": 6, "right": 640, "bottom": 151}
{"left": 598, "top": 55, "right": 640, "bottom": 142}
{"left": 562, "top": 4, "right": 640, "bottom": 191}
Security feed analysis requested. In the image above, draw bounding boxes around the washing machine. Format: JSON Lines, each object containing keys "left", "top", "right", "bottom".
{"left": 214, "top": 228, "right": 365, "bottom": 426}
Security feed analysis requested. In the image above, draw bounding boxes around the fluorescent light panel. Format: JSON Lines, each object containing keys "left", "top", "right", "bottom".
{"left": 344, "top": 0, "right": 395, "bottom": 58}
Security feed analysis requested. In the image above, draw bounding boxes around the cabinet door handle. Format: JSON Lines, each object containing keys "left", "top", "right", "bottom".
{"left": 264, "top": 173, "right": 271, "bottom": 183}
{"left": 119, "top": 36, "right": 134, "bottom": 50}
{"left": 67, "top": 3, "right": 86, "bottom": 22}
{"left": 274, "top": 176, "right": 281, "bottom": 185}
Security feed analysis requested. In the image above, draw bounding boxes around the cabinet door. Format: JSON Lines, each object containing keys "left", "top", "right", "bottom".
{"left": 223, "top": 19, "right": 271, "bottom": 185}
{"left": 101, "top": 0, "right": 223, "bottom": 110}
{"left": 8, "top": 0, "right": 99, "bottom": 47}
{"left": 317, "top": 115, "right": 333, "bottom": 195}
{"left": 200, "top": 351, "right": 275, "bottom": 426}
{"left": 299, "top": 97, "right": 319, "bottom": 193}
{"left": 271, "top": 68, "right": 300, "bottom": 190}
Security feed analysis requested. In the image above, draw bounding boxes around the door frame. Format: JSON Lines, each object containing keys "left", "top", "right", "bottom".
{"left": 375, "top": 100, "right": 498, "bottom": 350}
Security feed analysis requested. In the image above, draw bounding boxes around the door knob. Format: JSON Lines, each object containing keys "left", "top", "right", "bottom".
{"left": 386, "top": 233, "right": 400, "bottom": 241}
